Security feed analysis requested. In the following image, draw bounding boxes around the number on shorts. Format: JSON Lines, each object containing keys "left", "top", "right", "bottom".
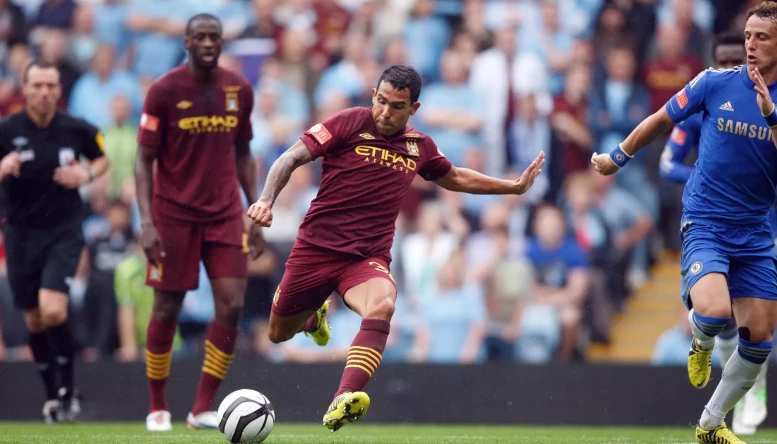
{"left": 369, "top": 261, "right": 395, "bottom": 283}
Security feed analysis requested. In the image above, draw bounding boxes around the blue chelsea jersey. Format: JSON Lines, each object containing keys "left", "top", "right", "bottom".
{"left": 666, "top": 65, "right": 777, "bottom": 226}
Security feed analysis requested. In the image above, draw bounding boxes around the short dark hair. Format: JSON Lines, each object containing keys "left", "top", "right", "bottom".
{"left": 712, "top": 31, "right": 745, "bottom": 58}
{"left": 747, "top": 1, "right": 777, "bottom": 23}
{"left": 22, "top": 60, "right": 59, "bottom": 84}
{"left": 185, "top": 13, "right": 222, "bottom": 36}
{"left": 376, "top": 65, "right": 423, "bottom": 103}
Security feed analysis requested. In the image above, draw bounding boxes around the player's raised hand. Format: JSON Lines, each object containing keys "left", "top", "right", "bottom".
{"left": 140, "top": 222, "right": 164, "bottom": 266}
{"left": 752, "top": 67, "right": 774, "bottom": 117}
{"left": 247, "top": 198, "right": 273, "bottom": 227}
{"left": 0, "top": 152, "right": 22, "bottom": 179}
{"left": 511, "top": 151, "right": 545, "bottom": 194}
{"left": 53, "top": 160, "right": 89, "bottom": 189}
{"left": 590, "top": 152, "right": 619, "bottom": 175}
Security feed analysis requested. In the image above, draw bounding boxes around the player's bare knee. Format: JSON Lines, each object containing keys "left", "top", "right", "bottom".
{"left": 689, "top": 294, "right": 731, "bottom": 319}
{"left": 267, "top": 326, "right": 293, "bottom": 344}
{"left": 366, "top": 294, "right": 395, "bottom": 321}
{"left": 152, "top": 291, "right": 185, "bottom": 324}
{"left": 215, "top": 296, "right": 244, "bottom": 327}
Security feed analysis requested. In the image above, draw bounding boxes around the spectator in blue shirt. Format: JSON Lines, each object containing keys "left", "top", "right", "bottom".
{"left": 68, "top": 44, "right": 140, "bottom": 130}
{"left": 524, "top": 204, "right": 591, "bottom": 362}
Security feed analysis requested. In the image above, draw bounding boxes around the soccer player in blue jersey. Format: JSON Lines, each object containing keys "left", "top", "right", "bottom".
{"left": 593, "top": 3, "right": 777, "bottom": 442}
{"left": 658, "top": 32, "right": 769, "bottom": 436}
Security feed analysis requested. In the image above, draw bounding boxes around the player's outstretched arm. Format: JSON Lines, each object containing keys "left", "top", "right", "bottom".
{"left": 247, "top": 140, "right": 313, "bottom": 227}
{"left": 591, "top": 107, "right": 676, "bottom": 175}
{"left": 752, "top": 67, "right": 777, "bottom": 149}
{"left": 434, "top": 151, "right": 545, "bottom": 195}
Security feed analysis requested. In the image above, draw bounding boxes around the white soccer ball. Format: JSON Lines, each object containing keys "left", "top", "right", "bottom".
{"left": 217, "top": 389, "right": 275, "bottom": 443}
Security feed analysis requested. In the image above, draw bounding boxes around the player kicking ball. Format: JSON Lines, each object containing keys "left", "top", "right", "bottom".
{"left": 135, "top": 14, "right": 263, "bottom": 431}
{"left": 593, "top": 3, "right": 777, "bottom": 443}
{"left": 247, "top": 64, "right": 545, "bottom": 432}
{"left": 658, "top": 31, "right": 768, "bottom": 436}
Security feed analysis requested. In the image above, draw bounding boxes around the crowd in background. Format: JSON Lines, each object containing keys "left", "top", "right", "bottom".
{"left": 0, "top": 0, "right": 763, "bottom": 366}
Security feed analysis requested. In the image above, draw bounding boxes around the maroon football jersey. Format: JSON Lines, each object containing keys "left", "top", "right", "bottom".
{"left": 298, "top": 107, "right": 452, "bottom": 261}
{"left": 137, "top": 65, "right": 253, "bottom": 223}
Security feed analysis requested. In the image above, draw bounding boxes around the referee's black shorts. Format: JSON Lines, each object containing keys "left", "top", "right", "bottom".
{"left": 3, "top": 222, "right": 84, "bottom": 310}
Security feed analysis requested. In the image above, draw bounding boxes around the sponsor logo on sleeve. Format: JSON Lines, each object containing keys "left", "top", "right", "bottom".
{"left": 676, "top": 89, "right": 689, "bottom": 109}
{"left": 309, "top": 123, "right": 332, "bottom": 145}
{"left": 140, "top": 113, "right": 160, "bottom": 131}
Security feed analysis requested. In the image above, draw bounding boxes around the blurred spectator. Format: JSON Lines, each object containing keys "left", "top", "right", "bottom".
{"left": 311, "top": 0, "right": 351, "bottom": 65}
{"left": 403, "top": 0, "right": 450, "bottom": 83}
{"left": 459, "top": 150, "right": 501, "bottom": 223}
{"left": 590, "top": 169, "right": 654, "bottom": 295}
{"left": 77, "top": 200, "right": 134, "bottom": 358}
{"left": 33, "top": 0, "right": 76, "bottom": 32}
{"left": 413, "top": 248, "right": 487, "bottom": 364}
{"left": 401, "top": 201, "right": 459, "bottom": 301}
{"left": 0, "top": 44, "right": 32, "bottom": 116}
{"left": 226, "top": 0, "right": 281, "bottom": 86}
{"left": 641, "top": 24, "right": 702, "bottom": 114}
{"left": 662, "top": 0, "right": 708, "bottom": 62}
{"left": 0, "top": 0, "right": 29, "bottom": 60}
{"left": 125, "top": 0, "right": 189, "bottom": 79}
{"left": 313, "top": 32, "right": 369, "bottom": 109}
{"left": 589, "top": 46, "right": 657, "bottom": 231}
{"left": 456, "top": 0, "right": 490, "bottom": 51}
{"left": 549, "top": 64, "right": 594, "bottom": 189}
{"left": 415, "top": 49, "right": 483, "bottom": 167}
{"left": 518, "top": 204, "right": 590, "bottom": 362}
{"left": 102, "top": 95, "right": 137, "bottom": 200}
{"left": 68, "top": 44, "right": 140, "bottom": 130}
{"left": 509, "top": 93, "right": 550, "bottom": 182}
{"left": 90, "top": 0, "right": 132, "bottom": 62}
{"left": 592, "top": 4, "right": 638, "bottom": 75}
{"left": 38, "top": 29, "right": 81, "bottom": 104}
{"left": 535, "top": 0, "right": 574, "bottom": 96}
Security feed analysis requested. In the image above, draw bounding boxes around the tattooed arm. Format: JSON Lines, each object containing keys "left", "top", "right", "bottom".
{"left": 247, "top": 140, "right": 313, "bottom": 227}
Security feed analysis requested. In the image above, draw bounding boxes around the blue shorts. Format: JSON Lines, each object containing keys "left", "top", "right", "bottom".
{"left": 680, "top": 215, "right": 777, "bottom": 309}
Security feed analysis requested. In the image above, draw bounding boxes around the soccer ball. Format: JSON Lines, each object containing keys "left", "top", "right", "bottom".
{"left": 217, "top": 389, "right": 275, "bottom": 443}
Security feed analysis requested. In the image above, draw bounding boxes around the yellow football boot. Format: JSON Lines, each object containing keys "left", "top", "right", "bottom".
{"left": 688, "top": 338, "right": 713, "bottom": 389}
{"left": 696, "top": 423, "right": 746, "bottom": 443}
{"left": 304, "top": 300, "right": 331, "bottom": 346}
{"left": 322, "top": 392, "right": 370, "bottom": 432}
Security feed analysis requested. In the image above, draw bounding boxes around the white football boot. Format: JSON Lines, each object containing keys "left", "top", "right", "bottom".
{"left": 146, "top": 410, "right": 173, "bottom": 432}
{"left": 186, "top": 411, "right": 219, "bottom": 430}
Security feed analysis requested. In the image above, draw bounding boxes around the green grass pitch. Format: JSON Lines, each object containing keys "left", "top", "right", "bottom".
{"left": 1, "top": 423, "right": 777, "bottom": 443}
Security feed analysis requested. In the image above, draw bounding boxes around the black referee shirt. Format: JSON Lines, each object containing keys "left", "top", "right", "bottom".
{"left": 0, "top": 110, "right": 105, "bottom": 228}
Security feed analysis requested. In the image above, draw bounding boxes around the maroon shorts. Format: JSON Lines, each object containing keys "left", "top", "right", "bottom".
{"left": 146, "top": 215, "right": 248, "bottom": 291}
{"left": 271, "top": 240, "right": 397, "bottom": 316}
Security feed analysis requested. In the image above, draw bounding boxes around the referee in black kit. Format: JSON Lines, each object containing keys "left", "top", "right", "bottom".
{"left": 0, "top": 61, "right": 109, "bottom": 423}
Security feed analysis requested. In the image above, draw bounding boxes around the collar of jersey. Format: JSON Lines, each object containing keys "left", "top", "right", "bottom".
{"left": 741, "top": 64, "right": 777, "bottom": 92}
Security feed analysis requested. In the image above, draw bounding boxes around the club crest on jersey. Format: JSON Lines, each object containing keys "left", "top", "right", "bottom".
{"left": 176, "top": 100, "right": 192, "bottom": 110}
{"left": 149, "top": 264, "right": 163, "bottom": 281}
{"left": 690, "top": 261, "right": 703, "bottom": 275}
{"left": 226, "top": 92, "right": 239, "bottom": 112}
{"left": 405, "top": 138, "right": 420, "bottom": 157}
